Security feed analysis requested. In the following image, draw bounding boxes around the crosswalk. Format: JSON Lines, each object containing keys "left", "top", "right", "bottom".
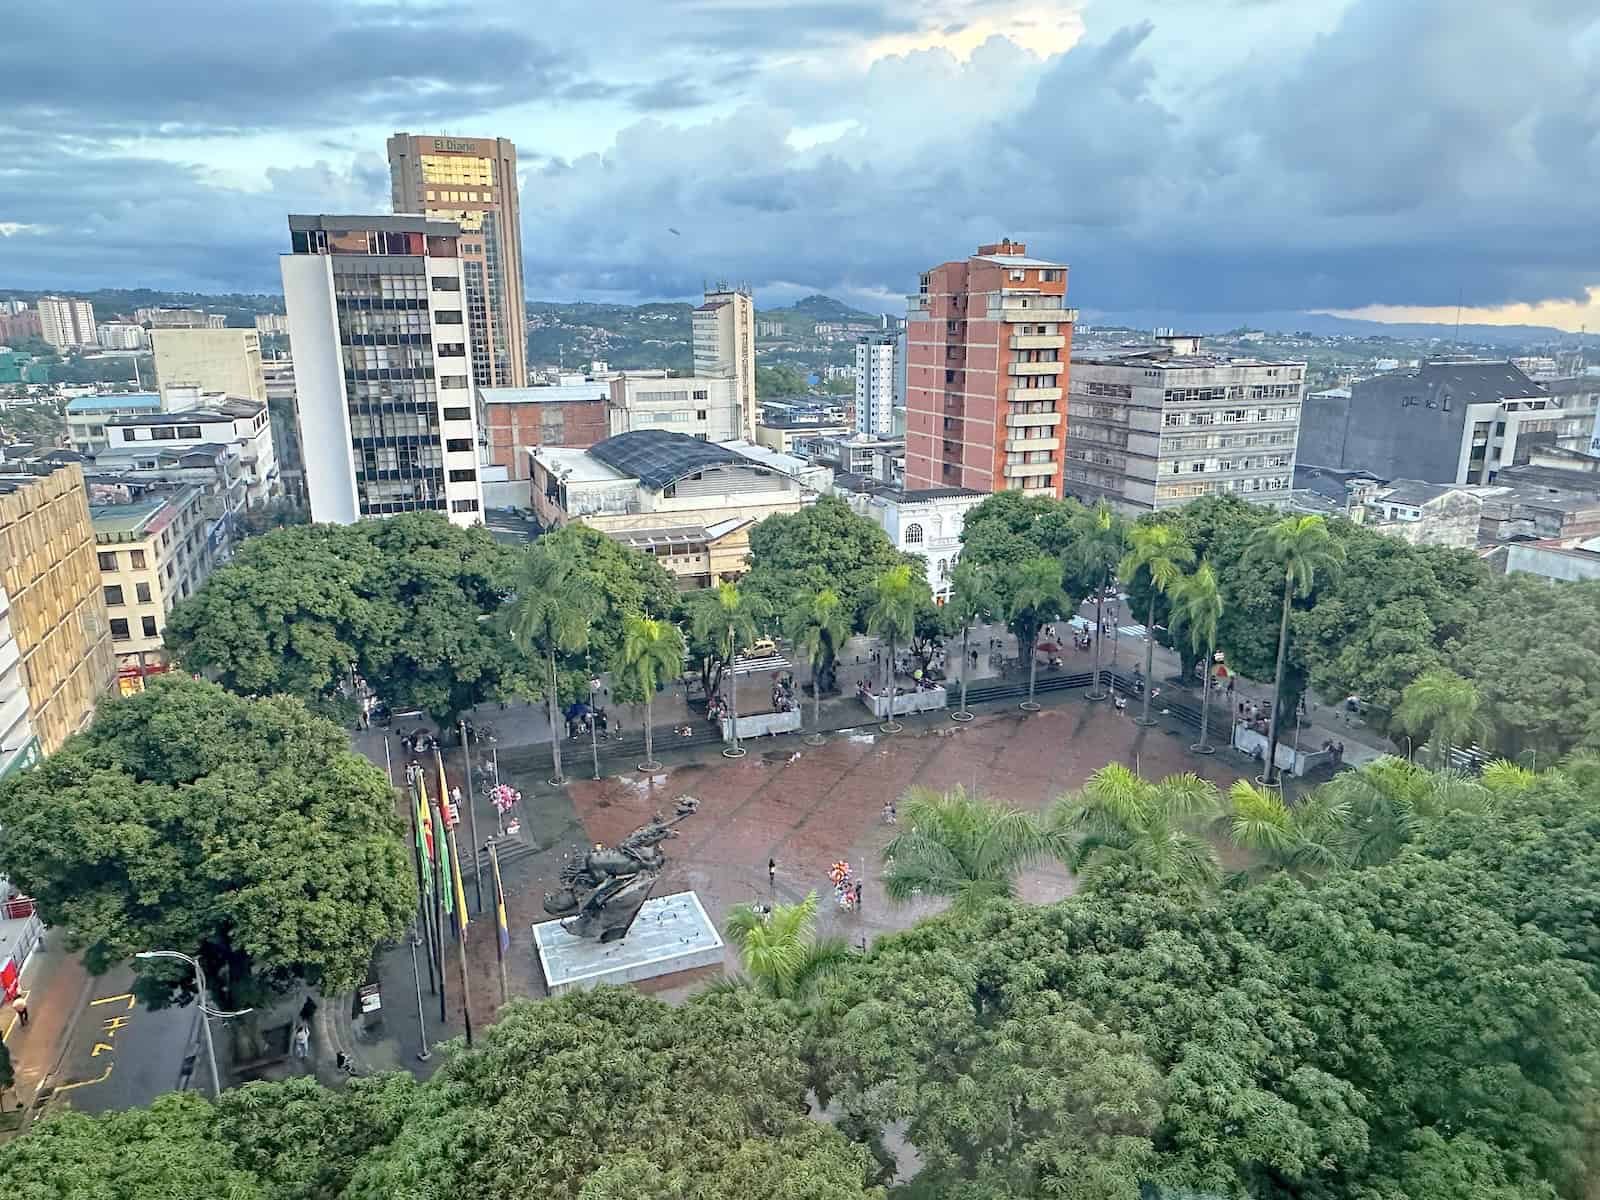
{"left": 731, "top": 652, "right": 792, "bottom": 677}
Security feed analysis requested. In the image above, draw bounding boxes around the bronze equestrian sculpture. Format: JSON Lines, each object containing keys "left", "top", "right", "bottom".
{"left": 544, "top": 796, "right": 699, "bottom": 941}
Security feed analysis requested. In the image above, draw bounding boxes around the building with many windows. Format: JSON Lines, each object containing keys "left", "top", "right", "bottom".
{"left": 692, "top": 286, "right": 756, "bottom": 440}
{"left": 387, "top": 133, "right": 527, "bottom": 388}
{"left": 37, "top": 296, "right": 97, "bottom": 349}
{"left": 855, "top": 334, "right": 898, "bottom": 437}
{"left": 0, "top": 585, "right": 41, "bottom": 783}
{"left": 96, "top": 323, "right": 148, "bottom": 351}
{"left": 103, "top": 396, "right": 277, "bottom": 507}
{"left": 905, "top": 241, "right": 1075, "bottom": 494}
{"left": 280, "top": 214, "right": 485, "bottom": 527}
{"left": 91, "top": 487, "right": 215, "bottom": 670}
{"left": 0, "top": 463, "right": 115, "bottom": 754}
{"left": 607, "top": 373, "right": 742, "bottom": 443}
{"left": 65, "top": 393, "right": 163, "bottom": 454}
{"left": 1066, "top": 336, "right": 1305, "bottom": 512}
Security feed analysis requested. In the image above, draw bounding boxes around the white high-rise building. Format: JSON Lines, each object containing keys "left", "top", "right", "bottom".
{"left": 96, "top": 323, "right": 148, "bottom": 351}
{"left": 280, "top": 214, "right": 485, "bottom": 527}
{"left": 692, "top": 285, "right": 756, "bottom": 440}
{"left": 37, "top": 296, "right": 97, "bottom": 349}
{"left": 855, "top": 334, "right": 898, "bottom": 437}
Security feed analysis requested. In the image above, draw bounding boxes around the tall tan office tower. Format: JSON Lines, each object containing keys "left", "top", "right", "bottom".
{"left": 387, "top": 133, "right": 527, "bottom": 388}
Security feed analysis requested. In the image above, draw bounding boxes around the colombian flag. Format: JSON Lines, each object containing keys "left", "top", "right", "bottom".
{"left": 491, "top": 845, "right": 511, "bottom": 958}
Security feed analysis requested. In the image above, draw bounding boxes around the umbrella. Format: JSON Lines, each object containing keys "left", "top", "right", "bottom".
{"left": 564, "top": 701, "right": 591, "bottom": 720}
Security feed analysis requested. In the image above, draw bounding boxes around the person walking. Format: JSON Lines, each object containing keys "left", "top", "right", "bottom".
{"left": 11, "top": 993, "right": 27, "bottom": 1027}
{"left": 768, "top": 858, "right": 776, "bottom": 887}
{"left": 292, "top": 1023, "right": 310, "bottom": 1060}
{"left": 853, "top": 881, "right": 863, "bottom": 912}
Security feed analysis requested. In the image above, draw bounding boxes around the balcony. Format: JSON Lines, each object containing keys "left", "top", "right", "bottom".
{"left": 1010, "top": 334, "right": 1066, "bottom": 350}
{"left": 988, "top": 299, "right": 1078, "bottom": 324}
{"left": 1007, "top": 387, "right": 1062, "bottom": 402}
{"left": 1007, "top": 362, "right": 1061, "bottom": 377}
{"left": 1003, "top": 460, "right": 1057, "bottom": 479}
{"left": 1005, "top": 409, "right": 1061, "bottom": 427}
{"left": 1005, "top": 436, "right": 1058, "bottom": 452}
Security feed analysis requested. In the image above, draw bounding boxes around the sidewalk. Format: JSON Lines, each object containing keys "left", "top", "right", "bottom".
{"left": 2, "top": 943, "right": 95, "bottom": 1128}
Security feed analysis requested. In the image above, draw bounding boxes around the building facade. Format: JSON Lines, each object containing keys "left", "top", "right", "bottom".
{"left": 254, "top": 313, "right": 290, "bottom": 336}
{"left": 0, "top": 464, "right": 116, "bottom": 753}
{"left": 607, "top": 374, "right": 742, "bottom": 443}
{"left": 837, "top": 484, "right": 985, "bottom": 602}
{"left": 1066, "top": 336, "right": 1305, "bottom": 512}
{"left": 855, "top": 334, "right": 898, "bottom": 437}
{"left": 136, "top": 308, "right": 225, "bottom": 329}
{"left": 905, "top": 241, "right": 1074, "bottom": 494}
{"left": 104, "top": 397, "right": 277, "bottom": 507}
{"left": 387, "top": 132, "right": 527, "bottom": 389}
{"left": 92, "top": 487, "right": 213, "bottom": 669}
{"left": 480, "top": 382, "right": 609, "bottom": 480}
{"left": 151, "top": 329, "right": 268, "bottom": 406}
{"left": 692, "top": 286, "right": 756, "bottom": 440}
{"left": 37, "top": 296, "right": 97, "bottom": 349}
{"left": 96, "top": 323, "right": 148, "bottom": 351}
{"left": 281, "top": 214, "right": 485, "bottom": 527}
{"left": 0, "top": 586, "right": 41, "bottom": 782}
{"left": 66, "top": 393, "right": 162, "bottom": 454}
{"left": 0, "top": 309, "right": 42, "bottom": 345}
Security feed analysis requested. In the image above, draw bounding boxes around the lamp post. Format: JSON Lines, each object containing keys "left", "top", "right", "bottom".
{"left": 134, "top": 950, "right": 248, "bottom": 1099}
{"left": 589, "top": 675, "right": 601, "bottom": 780}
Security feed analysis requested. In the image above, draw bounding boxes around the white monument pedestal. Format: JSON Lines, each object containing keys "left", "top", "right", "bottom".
{"left": 532, "top": 891, "right": 725, "bottom": 996}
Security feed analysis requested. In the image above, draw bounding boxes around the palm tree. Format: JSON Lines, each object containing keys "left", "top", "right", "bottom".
{"left": 1052, "top": 763, "right": 1221, "bottom": 889}
{"left": 1480, "top": 758, "right": 1539, "bottom": 795}
{"left": 1168, "top": 562, "right": 1225, "bottom": 753}
{"left": 689, "top": 582, "right": 768, "bottom": 759}
{"left": 881, "top": 785, "right": 1062, "bottom": 915}
{"left": 1066, "top": 500, "right": 1126, "bottom": 701}
{"left": 505, "top": 544, "right": 598, "bottom": 785}
{"left": 1320, "top": 755, "right": 1491, "bottom": 867}
{"left": 1119, "top": 523, "right": 1195, "bottom": 726}
{"left": 1246, "top": 515, "right": 1345, "bottom": 784}
{"left": 1395, "top": 668, "right": 1488, "bottom": 770}
{"left": 785, "top": 587, "right": 849, "bottom": 746}
{"left": 618, "top": 614, "right": 686, "bottom": 772}
{"left": 1007, "top": 556, "right": 1070, "bottom": 712}
{"left": 865, "top": 564, "right": 927, "bottom": 733}
{"left": 1224, "top": 779, "right": 1349, "bottom": 877}
{"left": 723, "top": 891, "right": 851, "bottom": 1003}
{"left": 947, "top": 561, "right": 997, "bottom": 722}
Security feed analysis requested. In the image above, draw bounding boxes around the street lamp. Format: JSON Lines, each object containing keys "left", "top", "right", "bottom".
{"left": 134, "top": 949, "right": 250, "bottom": 1098}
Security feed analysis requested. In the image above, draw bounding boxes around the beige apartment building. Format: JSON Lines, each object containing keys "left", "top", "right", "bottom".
{"left": 693, "top": 286, "right": 757, "bottom": 440}
{"left": 151, "top": 329, "right": 268, "bottom": 406}
{"left": 388, "top": 132, "right": 527, "bottom": 388}
{"left": 0, "top": 464, "right": 116, "bottom": 753}
{"left": 37, "top": 296, "right": 97, "bottom": 349}
{"left": 92, "top": 487, "right": 213, "bottom": 670}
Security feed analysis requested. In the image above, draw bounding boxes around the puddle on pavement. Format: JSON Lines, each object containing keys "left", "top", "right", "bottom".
{"left": 846, "top": 732, "right": 878, "bottom": 745}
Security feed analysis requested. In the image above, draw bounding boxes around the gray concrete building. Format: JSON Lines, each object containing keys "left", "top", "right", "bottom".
{"left": 1065, "top": 335, "right": 1304, "bottom": 513}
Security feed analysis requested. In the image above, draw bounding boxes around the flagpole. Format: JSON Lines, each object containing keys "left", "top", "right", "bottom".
{"left": 444, "top": 810, "right": 476, "bottom": 1048}
{"left": 406, "top": 769, "right": 438, "bottom": 997}
{"left": 488, "top": 838, "right": 510, "bottom": 1007}
{"left": 426, "top": 782, "right": 448, "bottom": 1027}
{"left": 460, "top": 719, "right": 484, "bottom": 914}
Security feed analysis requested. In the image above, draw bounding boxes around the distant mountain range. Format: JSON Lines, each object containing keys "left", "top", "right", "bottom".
{"left": 1085, "top": 308, "right": 1600, "bottom": 350}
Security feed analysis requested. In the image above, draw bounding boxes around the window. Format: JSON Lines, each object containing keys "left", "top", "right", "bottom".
{"left": 446, "top": 438, "right": 473, "bottom": 452}
{"left": 152, "top": 426, "right": 177, "bottom": 440}
{"left": 436, "top": 342, "right": 467, "bottom": 357}
{"left": 97, "top": 551, "right": 117, "bottom": 571}
{"left": 693, "top": 390, "right": 708, "bottom": 401}
{"left": 945, "top": 369, "right": 956, "bottom": 383}
{"left": 142, "top": 616, "right": 158, "bottom": 638}
{"left": 103, "top": 585, "right": 123, "bottom": 606}
{"left": 905, "top": 523, "right": 924, "bottom": 545}
{"left": 121, "top": 428, "right": 137, "bottom": 442}
{"left": 136, "top": 582, "right": 151, "bottom": 603}
{"left": 435, "top": 310, "right": 464, "bottom": 324}
{"left": 696, "top": 409, "right": 707, "bottom": 420}
{"left": 443, "top": 406, "right": 471, "bottom": 420}
{"left": 109, "top": 618, "right": 130, "bottom": 640}
{"left": 450, "top": 498, "right": 480, "bottom": 513}
{"left": 448, "top": 468, "right": 477, "bottom": 482}
{"left": 440, "top": 375, "right": 469, "bottom": 389}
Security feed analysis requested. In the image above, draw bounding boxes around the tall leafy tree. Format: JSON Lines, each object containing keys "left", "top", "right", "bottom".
{"left": 1395, "top": 667, "right": 1489, "bottom": 769}
{"left": 1168, "top": 561, "right": 1225, "bottom": 752}
{"left": 1005, "top": 555, "right": 1070, "bottom": 711}
{"left": 0, "top": 677, "right": 411, "bottom": 1018}
{"left": 785, "top": 587, "right": 849, "bottom": 744}
{"left": 1246, "top": 514, "right": 1345, "bottom": 783}
{"left": 1319, "top": 755, "right": 1493, "bottom": 867}
{"left": 1224, "top": 779, "right": 1350, "bottom": 877}
{"left": 864, "top": 563, "right": 928, "bottom": 732}
{"left": 1052, "top": 763, "right": 1221, "bottom": 889}
{"left": 617, "top": 614, "right": 686, "bottom": 771}
{"left": 881, "top": 785, "right": 1061, "bottom": 914}
{"left": 1065, "top": 500, "right": 1127, "bottom": 700}
{"left": 723, "top": 891, "right": 851, "bottom": 1004}
{"left": 1119, "top": 522, "right": 1194, "bottom": 726}
{"left": 946, "top": 561, "right": 997, "bottom": 720}
{"left": 688, "top": 582, "right": 769, "bottom": 752}
{"left": 504, "top": 542, "right": 599, "bottom": 785}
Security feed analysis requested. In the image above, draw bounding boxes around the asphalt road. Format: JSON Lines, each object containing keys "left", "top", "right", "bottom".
{"left": 36, "top": 963, "right": 200, "bottom": 1116}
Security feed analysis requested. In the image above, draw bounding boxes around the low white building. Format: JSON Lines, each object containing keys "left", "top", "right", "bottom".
{"left": 836, "top": 481, "right": 986, "bottom": 601}
{"left": 607, "top": 374, "right": 742, "bottom": 443}
{"left": 104, "top": 394, "right": 278, "bottom": 507}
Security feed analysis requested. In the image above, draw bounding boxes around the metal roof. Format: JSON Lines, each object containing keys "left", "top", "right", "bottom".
{"left": 588, "top": 430, "right": 747, "bottom": 491}
{"left": 66, "top": 393, "right": 160, "bottom": 414}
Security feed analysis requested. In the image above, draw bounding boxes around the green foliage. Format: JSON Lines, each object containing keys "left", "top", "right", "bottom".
{"left": 618, "top": 613, "right": 687, "bottom": 763}
{"left": 1395, "top": 668, "right": 1489, "bottom": 767}
{"left": 1053, "top": 764, "right": 1221, "bottom": 888}
{"left": 959, "top": 491, "right": 1084, "bottom": 608}
{"left": 756, "top": 362, "right": 812, "bottom": 396}
{"left": 0, "top": 398, "right": 65, "bottom": 445}
{"left": 724, "top": 891, "right": 851, "bottom": 1002}
{"left": 744, "top": 496, "right": 917, "bottom": 628}
{"left": 0, "top": 677, "right": 411, "bottom": 1010}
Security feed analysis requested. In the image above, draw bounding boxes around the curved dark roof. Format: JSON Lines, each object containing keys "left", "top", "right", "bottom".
{"left": 589, "top": 429, "right": 746, "bottom": 491}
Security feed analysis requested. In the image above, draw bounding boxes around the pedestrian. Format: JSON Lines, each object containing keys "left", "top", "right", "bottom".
{"left": 292, "top": 1023, "right": 310, "bottom": 1059}
{"left": 853, "top": 881, "right": 863, "bottom": 912}
{"left": 11, "top": 993, "right": 27, "bottom": 1027}
{"left": 768, "top": 857, "right": 776, "bottom": 886}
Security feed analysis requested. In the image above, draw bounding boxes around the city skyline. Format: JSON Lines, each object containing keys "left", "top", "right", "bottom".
{"left": 4, "top": 1, "right": 1600, "bottom": 331}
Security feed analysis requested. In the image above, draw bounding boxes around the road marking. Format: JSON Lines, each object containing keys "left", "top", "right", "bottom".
{"left": 53, "top": 1064, "right": 113, "bottom": 1093}
{"left": 101, "top": 1015, "right": 131, "bottom": 1034}
{"left": 90, "top": 992, "right": 136, "bottom": 1010}
{"left": 90, "top": 1042, "right": 114, "bottom": 1057}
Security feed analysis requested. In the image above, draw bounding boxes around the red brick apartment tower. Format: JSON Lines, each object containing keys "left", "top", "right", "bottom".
{"left": 905, "top": 241, "right": 1074, "bottom": 492}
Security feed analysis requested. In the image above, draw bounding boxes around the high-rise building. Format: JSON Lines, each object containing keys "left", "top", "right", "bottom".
{"left": 1066, "top": 336, "right": 1304, "bottom": 513}
{"left": 0, "top": 463, "right": 116, "bottom": 755}
{"left": 151, "top": 329, "right": 268, "bottom": 406}
{"left": 280, "top": 214, "right": 484, "bottom": 527}
{"left": 387, "top": 132, "right": 526, "bottom": 389}
{"left": 96, "top": 323, "right": 148, "bottom": 351}
{"left": 905, "top": 241, "right": 1075, "bottom": 494}
{"left": 37, "top": 296, "right": 97, "bottom": 349}
{"left": 693, "top": 285, "right": 756, "bottom": 440}
{"left": 854, "top": 334, "right": 898, "bottom": 437}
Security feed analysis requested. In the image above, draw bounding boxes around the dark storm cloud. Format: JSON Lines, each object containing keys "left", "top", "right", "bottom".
{"left": 1, "top": 1, "right": 573, "bottom": 136}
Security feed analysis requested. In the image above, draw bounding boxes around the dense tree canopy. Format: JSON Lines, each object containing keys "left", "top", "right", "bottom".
{"left": 0, "top": 677, "right": 412, "bottom": 1011}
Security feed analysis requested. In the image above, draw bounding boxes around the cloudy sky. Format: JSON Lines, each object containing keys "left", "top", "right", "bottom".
{"left": 4, "top": 0, "right": 1600, "bottom": 328}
